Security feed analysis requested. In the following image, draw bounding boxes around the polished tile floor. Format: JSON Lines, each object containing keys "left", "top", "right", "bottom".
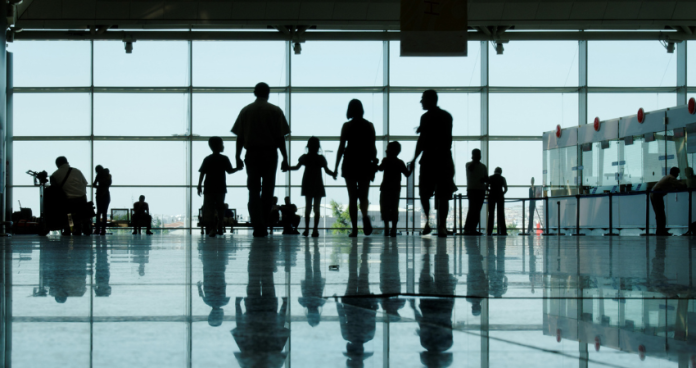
{"left": 1, "top": 234, "right": 694, "bottom": 368}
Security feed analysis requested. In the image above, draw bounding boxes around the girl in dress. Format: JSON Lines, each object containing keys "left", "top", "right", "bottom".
{"left": 290, "top": 137, "right": 336, "bottom": 237}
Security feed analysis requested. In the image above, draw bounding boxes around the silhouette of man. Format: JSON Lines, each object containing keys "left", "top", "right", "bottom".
{"left": 132, "top": 195, "right": 153, "bottom": 235}
{"left": 280, "top": 196, "right": 301, "bottom": 234}
{"left": 650, "top": 167, "right": 686, "bottom": 235}
{"left": 299, "top": 239, "right": 326, "bottom": 327}
{"left": 486, "top": 167, "right": 508, "bottom": 236}
{"left": 464, "top": 149, "right": 488, "bottom": 235}
{"left": 197, "top": 243, "right": 230, "bottom": 327}
{"left": 528, "top": 177, "right": 537, "bottom": 234}
{"left": 409, "top": 90, "right": 457, "bottom": 237}
{"left": 231, "top": 82, "right": 290, "bottom": 237}
{"left": 49, "top": 156, "right": 90, "bottom": 236}
{"left": 232, "top": 240, "right": 289, "bottom": 368}
{"left": 410, "top": 238, "right": 457, "bottom": 367}
{"left": 338, "top": 239, "right": 377, "bottom": 367}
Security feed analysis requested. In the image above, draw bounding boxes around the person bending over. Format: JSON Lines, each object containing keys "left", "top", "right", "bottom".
{"left": 651, "top": 167, "right": 686, "bottom": 236}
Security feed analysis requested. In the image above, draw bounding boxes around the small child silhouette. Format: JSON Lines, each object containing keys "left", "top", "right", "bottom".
{"left": 289, "top": 137, "right": 336, "bottom": 237}
{"left": 378, "top": 141, "right": 411, "bottom": 237}
{"left": 197, "top": 137, "right": 238, "bottom": 237}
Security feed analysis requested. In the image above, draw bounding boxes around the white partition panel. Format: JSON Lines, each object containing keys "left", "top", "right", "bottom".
{"left": 616, "top": 194, "right": 653, "bottom": 229}
{"left": 664, "top": 192, "right": 690, "bottom": 230}
{"left": 578, "top": 196, "right": 610, "bottom": 228}
{"left": 547, "top": 197, "right": 576, "bottom": 230}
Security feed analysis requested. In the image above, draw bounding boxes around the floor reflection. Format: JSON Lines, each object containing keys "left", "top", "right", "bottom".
{"left": 2, "top": 235, "right": 695, "bottom": 367}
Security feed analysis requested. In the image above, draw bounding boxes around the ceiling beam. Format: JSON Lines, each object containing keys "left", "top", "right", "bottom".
{"left": 12, "top": 30, "right": 696, "bottom": 42}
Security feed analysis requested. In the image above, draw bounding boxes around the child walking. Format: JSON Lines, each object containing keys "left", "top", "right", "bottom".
{"left": 197, "top": 137, "right": 237, "bottom": 237}
{"left": 378, "top": 141, "right": 411, "bottom": 237}
{"left": 289, "top": 137, "right": 335, "bottom": 237}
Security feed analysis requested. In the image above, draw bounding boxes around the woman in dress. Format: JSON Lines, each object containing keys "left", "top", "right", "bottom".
{"left": 333, "top": 99, "right": 378, "bottom": 237}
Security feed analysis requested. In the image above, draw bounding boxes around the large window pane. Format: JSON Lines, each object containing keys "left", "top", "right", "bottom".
{"left": 10, "top": 41, "right": 90, "bottom": 87}
{"left": 13, "top": 141, "right": 90, "bottom": 186}
{"left": 589, "top": 41, "right": 676, "bottom": 87}
{"left": 94, "top": 41, "right": 188, "bottom": 86}
{"left": 94, "top": 94, "right": 188, "bottom": 136}
{"left": 193, "top": 41, "right": 286, "bottom": 87}
{"left": 389, "top": 93, "right": 480, "bottom": 136}
{"left": 14, "top": 93, "right": 90, "bottom": 136}
{"left": 107, "top": 187, "right": 187, "bottom": 224}
{"left": 490, "top": 41, "right": 578, "bottom": 87}
{"left": 587, "top": 93, "right": 675, "bottom": 124}
{"left": 689, "top": 41, "right": 696, "bottom": 87}
{"left": 490, "top": 93, "right": 578, "bottom": 136}
{"left": 292, "top": 41, "right": 383, "bottom": 86}
{"left": 93, "top": 142, "right": 187, "bottom": 185}
{"left": 390, "top": 41, "right": 480, "bottom": 86}
{"left": 193, "top": 93, "right": 286, "bottom": 136}
{"left": 489, "top": 141, "right": 543, "bottom": 186}
{"left": 291, "top": 93, "right": 383, "bottom": 136}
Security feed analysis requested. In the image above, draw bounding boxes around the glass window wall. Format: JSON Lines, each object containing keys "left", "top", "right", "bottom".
{"left": 8, "top": 37, "right": 683, "bottom": 228}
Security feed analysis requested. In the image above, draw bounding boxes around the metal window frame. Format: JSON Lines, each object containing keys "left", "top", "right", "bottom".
{"left": 7, "top": 38, "right": 684, "bottom": 229}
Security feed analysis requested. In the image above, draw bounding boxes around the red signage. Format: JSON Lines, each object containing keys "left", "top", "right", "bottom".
{"left": 593, "top": 117, "right": 600, "bottom": 131}
{"left": 555, "top": 124, "right": 561, "bottom": 138}
{"left": 689, "top": 97, "right": 696, "bottom": 114}
{"left": 637, "top": 108, "right": 645, "bottom": 123}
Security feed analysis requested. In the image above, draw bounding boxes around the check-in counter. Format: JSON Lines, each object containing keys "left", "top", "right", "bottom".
{"left": 543, "top": 103, "right": 696, "bottom": 234}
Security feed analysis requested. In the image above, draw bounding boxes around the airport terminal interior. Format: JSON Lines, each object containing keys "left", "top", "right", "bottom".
{"left": 1, "top": 0, "right": 696, "bottom": 367}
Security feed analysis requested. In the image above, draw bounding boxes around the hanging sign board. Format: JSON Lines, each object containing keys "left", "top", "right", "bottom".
{"left": 401, "top": 0, "right": 468, "bottom": 56}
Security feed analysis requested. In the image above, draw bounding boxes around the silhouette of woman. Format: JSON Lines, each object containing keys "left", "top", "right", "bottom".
{"left": 289, "top": 137, "right": 335, "bottom": 237}
{"left": 93, "top": 165, "right": 111, "bottom": 235}
{"left": 333, "top": 99, "right": 378, "bottom": 237}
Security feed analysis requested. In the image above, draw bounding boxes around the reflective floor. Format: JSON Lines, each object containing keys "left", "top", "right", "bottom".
{"left": 1, "top": 234, "right": 695, "bottom": 367}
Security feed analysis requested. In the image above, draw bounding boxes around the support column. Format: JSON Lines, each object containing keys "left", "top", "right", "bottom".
{"left": 4, "top": 53, "right": 11, "bottom": 230}
{"left": 578, "top": 40, "right": 588, "bottom": 126}
{"left": 480, "top": 41, "right": 489, "bottom": 234}
{"left": 285, "top": 41, "right": 292, "bottom": 200}
{"left": 677, "top": 41, "right": 687, "bottom": 106}
{"left": 383, "top": 38, "right": 390, "bottom": 150}
{"left": 186, "top": 40, "right": 193, "bottom": 232}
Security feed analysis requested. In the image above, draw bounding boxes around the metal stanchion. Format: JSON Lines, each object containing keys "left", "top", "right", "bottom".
{"left": 453, "top": 194, "right": 457, "bottom": 235}
{"left": 606, "top": 193, "right": 618, "bottom": 236}
{"left": 544, "top": 197, "right": 550, "bottom": 235}
{"left": 459, "top": 194, "right": 463, "bottom": 235}
{"left": 573, "top": 195, "right": 584, "bottom": 236}
{"left": 642, "top": 191, "right": 650, "bottom": 236}
{"left": 519, "top": 199, "right": 527, "bottom": 236}
{"left": 557, "top": 201, "right": 561, "bottom": 236}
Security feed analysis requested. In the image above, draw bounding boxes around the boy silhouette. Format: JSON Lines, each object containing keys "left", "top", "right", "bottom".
{"left": 198, "top": 137, "right": 237, "bottom": 237}
{"left": 378, "top": 141, "right": 411, "bottom": 237}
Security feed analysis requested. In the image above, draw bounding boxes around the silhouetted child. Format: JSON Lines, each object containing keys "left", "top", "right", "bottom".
{"left": 289, "top": 137, "right": 335, "bottom": 237}
{"left": 378, "top": 141, "right": 411, "bottom": 237}
{"left": 197, "top": 137, "right": 237, "bottom": 237}
{"left": 280, "top": 196, "right": 301, "bottom": 235}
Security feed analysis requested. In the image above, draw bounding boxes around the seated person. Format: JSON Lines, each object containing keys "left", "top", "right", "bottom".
{"left": 132, "top": 195, "right": 153, "bottom": 235}
{"left": 270, "top": 196, "right": 281, "bottom": 233}
{"left": 49, "top": 156, "right": 90, "bottom": 236}
{"left": 279, "top": 196, "right": 301, "bottom": 235}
